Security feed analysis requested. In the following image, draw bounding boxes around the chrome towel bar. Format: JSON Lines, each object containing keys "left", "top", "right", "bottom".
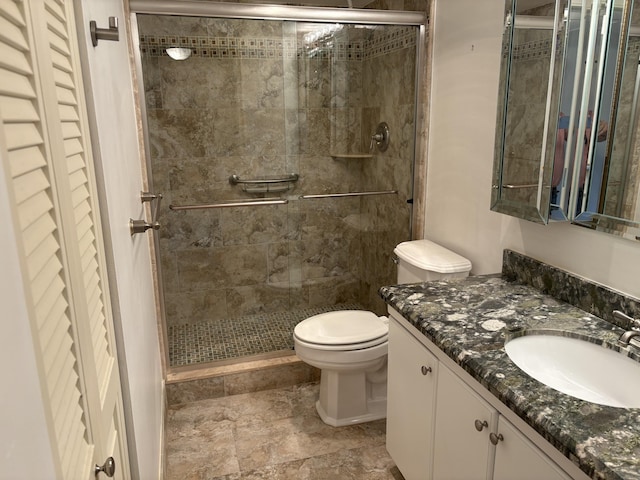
{"left": 169, "top": 198, "right": 288, "bottom": 211}
{"left": 299, "top": 190, "right": 398, "bottom": 199}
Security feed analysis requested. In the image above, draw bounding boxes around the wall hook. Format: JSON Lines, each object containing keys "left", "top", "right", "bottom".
{"left": 90, "top": 17, "right": 119, "bottom": 47}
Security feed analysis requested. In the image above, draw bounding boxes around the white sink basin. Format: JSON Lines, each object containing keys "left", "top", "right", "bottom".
{"left": 504, "top": 333, "right": 640, "bottom": 408}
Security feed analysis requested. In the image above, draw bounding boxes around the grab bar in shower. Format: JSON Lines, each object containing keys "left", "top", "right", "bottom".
{"left": 229, "top": 173, "right": 299, "bottom": 194}
{"left": 299, "top": 190, "right": 398, "bottom": 199}
{"left": 229, "top": 173, "right": 299, "bottom": 185}
{"left": 169, "top": 198, "right": 288, "bottom": 211}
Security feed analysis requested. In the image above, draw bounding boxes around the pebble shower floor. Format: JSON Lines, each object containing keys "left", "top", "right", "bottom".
{"left": 168, "top": 303, "right": 365, "bottom": 367}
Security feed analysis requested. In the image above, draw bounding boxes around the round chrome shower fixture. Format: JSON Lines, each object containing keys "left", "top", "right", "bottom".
{"left": 371, "top": 122, "right": 390, "bottom": 152}
{"left": 166, "top": 47, "right": 192, "bottom": 60}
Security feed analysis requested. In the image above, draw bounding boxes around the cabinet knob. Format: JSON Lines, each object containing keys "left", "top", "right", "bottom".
{"left": 474, "top": 419, "right": 488, "bottom": 432}
{"left": 421, "top": 365, "right": 432, "bottom": 375}
{"left": 490, "top": 432, "right": 504, "bottom": 445}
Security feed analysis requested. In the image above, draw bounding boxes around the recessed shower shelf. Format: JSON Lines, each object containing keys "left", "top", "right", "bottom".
{"left": 330, "top": 153, "right": 374, "bottom": 159}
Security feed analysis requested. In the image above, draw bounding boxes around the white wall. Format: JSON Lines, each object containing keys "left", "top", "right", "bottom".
{"left": 427, "top": 0, "right": 640, "bottom": 300}
{"left": 0, "top": 152, "right": 56, "bottom": 480}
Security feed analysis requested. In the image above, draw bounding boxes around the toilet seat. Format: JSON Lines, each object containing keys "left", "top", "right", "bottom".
{"left": 294, "top": 334, "right": 388, "bottom": 351}
{"left": 294, "top": 310, "right": 388, "bottom": 351}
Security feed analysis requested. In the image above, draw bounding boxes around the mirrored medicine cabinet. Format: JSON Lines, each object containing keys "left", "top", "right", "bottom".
{"left": 492, "top": 0, "right": 640, "bottom": 241}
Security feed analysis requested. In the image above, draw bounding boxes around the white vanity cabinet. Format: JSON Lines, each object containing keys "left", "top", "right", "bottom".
{"left": 387, "top": 314, "right": 577, "bottom": 480}
{"left": 492, "top": 416, "right": 571, "bottom": 480}
{"left": 386, "top": 318, "right": 439, "bottom": 479}
{"left": 432, "top": 365, "right": 497, "bottom": 479}
{"left": 433, "top": 365, "right": 571, "bottom": 480}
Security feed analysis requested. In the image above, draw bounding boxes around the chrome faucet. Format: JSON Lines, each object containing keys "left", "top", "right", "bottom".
{"left": 619, "top": 330, "right": 640, "bottom": 346}
{"left": 613, "top": 310, "right": 640, "bottom": 347}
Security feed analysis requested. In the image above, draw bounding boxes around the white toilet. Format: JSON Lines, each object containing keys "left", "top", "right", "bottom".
{"left": 293, "top": 239, "right": 472, "bottom": 427}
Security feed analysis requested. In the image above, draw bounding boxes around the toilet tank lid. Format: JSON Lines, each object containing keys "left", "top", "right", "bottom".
{"left": 394, "top": 240, "right": 472, "bottom": 274}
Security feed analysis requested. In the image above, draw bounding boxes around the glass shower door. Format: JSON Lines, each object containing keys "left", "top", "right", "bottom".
{"left": 137, "top": 14, "right": 418, "bottom": 367}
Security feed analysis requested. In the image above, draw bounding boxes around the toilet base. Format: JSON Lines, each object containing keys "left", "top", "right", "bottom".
{"left": 315, "top": 397, "right": 386, "bottom": 427}
{"left": 315, "top": 364, "right": 387, "bottom": 427}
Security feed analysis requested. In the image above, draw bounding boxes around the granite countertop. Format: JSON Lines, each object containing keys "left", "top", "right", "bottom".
{"left": 380, "top": 275, "right": 640, "bottom": 480}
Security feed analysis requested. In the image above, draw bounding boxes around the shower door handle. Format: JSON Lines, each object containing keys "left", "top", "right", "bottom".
{"left": 130, "top": 191, "right": 163, "bottom": 235}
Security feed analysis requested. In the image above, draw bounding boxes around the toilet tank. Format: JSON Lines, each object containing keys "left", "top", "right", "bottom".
{"left": 394, "top": 240, "right": 472, "bottom": 284}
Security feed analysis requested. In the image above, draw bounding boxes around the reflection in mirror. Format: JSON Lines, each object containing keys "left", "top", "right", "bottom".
{"left": 493, "top": 0, "right": 565, "bottom": 223}
{"left": 552, "top": 0, "right": 612, "bottom": 221}
{"left": 493, "top": 0, "right": 640, "bottom": 241}
{"left": 574, "top": 0, "right": 640, "bottom": 240}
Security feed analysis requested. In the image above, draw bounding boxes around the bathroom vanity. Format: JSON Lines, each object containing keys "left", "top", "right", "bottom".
{"left": 381, "top": 252, "right": 640, "bottom": 480}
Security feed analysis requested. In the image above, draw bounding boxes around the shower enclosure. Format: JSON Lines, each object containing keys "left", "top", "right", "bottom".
{"left": 132, "top": 3, "right": 425, "bottom": 369}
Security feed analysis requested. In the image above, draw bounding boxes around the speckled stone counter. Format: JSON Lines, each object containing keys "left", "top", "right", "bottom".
{"left": 380, "top": 275, "right": 640, "bottom": 480}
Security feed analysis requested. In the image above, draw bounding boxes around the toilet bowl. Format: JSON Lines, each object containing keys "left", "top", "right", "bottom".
{"left": 294, "top": 240, "right": 472, "bottom": 427}
{"left": 293, "top": 310, "right": 389, "bottom": 427}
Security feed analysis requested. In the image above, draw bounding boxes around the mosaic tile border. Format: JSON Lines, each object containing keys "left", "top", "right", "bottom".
{"left": 139, "top": 26, "right": 416, "bottom": 61}
{"left": 513, "top": 38, "right": 552, "bottom": 61}
{"left": 506, "top": 35, "right": 640, "bottom": 63}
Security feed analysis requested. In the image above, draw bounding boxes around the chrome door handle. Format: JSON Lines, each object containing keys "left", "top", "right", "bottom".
{"left": 95, "top": 456, "right": 116, "bottom": 477}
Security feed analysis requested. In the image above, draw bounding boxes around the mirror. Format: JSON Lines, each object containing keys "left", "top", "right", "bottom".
{"left": 493, "top": 0, "right": 640, "bottom": 241}
{"left": 493, "top": 0, "right": 567, "bottom": 223}
{"left": 573, "top": 0, "right": 640, "bottom": 240}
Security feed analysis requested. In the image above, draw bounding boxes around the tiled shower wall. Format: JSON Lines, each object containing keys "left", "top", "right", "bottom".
{"left": 360, "top": 27, "right": 416, "bottom": 314}
{"left": 138, "top": 15, "right": 418, "bottom": 327}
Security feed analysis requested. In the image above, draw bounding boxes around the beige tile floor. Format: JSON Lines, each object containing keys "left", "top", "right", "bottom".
{"left": 165, "top": 382, "right": 405, "bottom": 479}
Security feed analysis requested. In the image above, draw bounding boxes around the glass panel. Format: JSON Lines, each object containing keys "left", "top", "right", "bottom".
{"left": 574, "top": 0, "right": 640, "bottom": 240}
{"left": 492, "top": 0, "right": 563, "bottom": 223}
{"left": 137, "top": 14, "right": 417, "bottom": 367}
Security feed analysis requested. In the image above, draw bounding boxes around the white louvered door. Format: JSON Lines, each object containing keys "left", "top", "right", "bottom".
{"left": 0, "top": 0, "right": 130, "bottom": 479}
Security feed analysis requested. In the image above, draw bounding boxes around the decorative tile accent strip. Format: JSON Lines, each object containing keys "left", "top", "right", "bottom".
{"left": 502, "top": 249, "right": 640, "bottom": 329}
{"left": 139, "top": 25, "right": 417, "bottom": 61}
{"left": 512, "top": 38, "right": 552, "bottom": 61}
{"left": 506, "top": 30, "right": 640, "bottom": 63}
{"left": 502, "top": 38, "right": 553, "bottom": 62}
{"left": 364, "top": 25, "right": 417, "bottom": 59}
{"left": 140, "top": 34, "right": 290, "bottom": 59}
{"left": 168, "top": 302, "right": 365, "bottom": 366}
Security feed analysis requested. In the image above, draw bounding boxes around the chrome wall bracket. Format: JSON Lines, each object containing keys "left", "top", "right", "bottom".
{"left": 130, "top": 191, "right": 162, "bottom": 235}
{"left": 90, "top": 17, "right": 120, "bottom": 47}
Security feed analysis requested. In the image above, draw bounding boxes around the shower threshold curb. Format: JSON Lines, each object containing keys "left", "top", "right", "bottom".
{"left": 166, "top": 351, "right": 301, "bottom": 384}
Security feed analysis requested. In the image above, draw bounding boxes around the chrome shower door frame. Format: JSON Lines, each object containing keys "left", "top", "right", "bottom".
{"left": 128, "top": 1, "right": 428, "bottom": 374}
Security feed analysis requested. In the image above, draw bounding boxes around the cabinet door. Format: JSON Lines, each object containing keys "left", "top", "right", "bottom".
{"left": 493, "top": 417, "right": 571, "bottom": 480}
{"left": 387, "top": 319, "right": 439, "bottom": 480}
{"left": 433, "top": 365, "right": 498, "bottom": 480}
